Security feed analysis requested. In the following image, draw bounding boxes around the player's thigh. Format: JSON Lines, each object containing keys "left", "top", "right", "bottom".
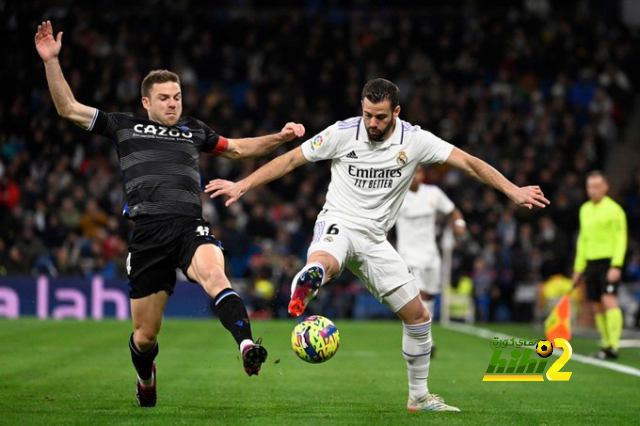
{"left": 130, "top": 290, "right": 170, "bottom": 340}
{"left": 308, "top": 219, "right": 352, "bottom": 274}
{"left": 128, "top": 224, "right": 178, "bottom": 299}
{"left": 348, "top": 239, "right": 416, "bottom": 310}
{"left": 176, "top": 217, "right": 226, "bottom": 284}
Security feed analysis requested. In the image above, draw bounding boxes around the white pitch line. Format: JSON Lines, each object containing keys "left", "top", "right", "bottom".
{"left": 619, "top": 340, "right": 640, "bottom": 349}
{"left": 444, "top": 323, "right": 640, "bottom": 379}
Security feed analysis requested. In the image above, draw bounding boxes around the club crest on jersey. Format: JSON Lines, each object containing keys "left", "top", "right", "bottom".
{"left": 397, "top": 150, "right": 408, "bottom": 166}
{"left": 324, "top": 236, "right": 333, "bottom": 242}
{"left": 311, "top": 134, "right": 324, "bottom": 150}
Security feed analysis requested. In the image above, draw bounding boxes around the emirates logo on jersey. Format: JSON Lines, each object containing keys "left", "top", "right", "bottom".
{"left": 397, "top": 150, "right": 408, "bottom": 166}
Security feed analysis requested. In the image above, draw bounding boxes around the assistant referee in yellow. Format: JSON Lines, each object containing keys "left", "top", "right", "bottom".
{"left": 573, "top": 171, "right": 628, "bottom": 360}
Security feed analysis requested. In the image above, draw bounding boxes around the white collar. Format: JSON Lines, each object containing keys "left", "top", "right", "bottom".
{"left": 357, "top": 117, "right": 404, "bottom": 147}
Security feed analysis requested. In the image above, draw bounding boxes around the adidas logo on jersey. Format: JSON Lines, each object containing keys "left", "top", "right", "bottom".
{"left": 346, "top": 150, "right": 358, "bottom": 159}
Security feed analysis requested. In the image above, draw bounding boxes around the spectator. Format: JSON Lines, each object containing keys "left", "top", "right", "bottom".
{"left": 1, "top": 3, "right": 638, "bottom": 323}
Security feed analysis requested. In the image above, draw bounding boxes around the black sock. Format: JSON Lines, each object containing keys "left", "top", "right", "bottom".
{"left": 214, "top": 289, "right": 253, "bottom": 347}
{"left": 129, "top": 333, "right": 158, "bottom": 381}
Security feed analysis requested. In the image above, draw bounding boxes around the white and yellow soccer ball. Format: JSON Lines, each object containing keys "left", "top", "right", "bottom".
{"left": 291, "top": 315, "right": 340, "bottom": 363}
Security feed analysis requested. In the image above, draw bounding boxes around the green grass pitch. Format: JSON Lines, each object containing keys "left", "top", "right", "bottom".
{"left": 0, "top": 319, "right": 638, "bottom": 425}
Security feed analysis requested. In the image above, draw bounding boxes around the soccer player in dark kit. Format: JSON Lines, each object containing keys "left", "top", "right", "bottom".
{"left": 35, "top": 21, "right": 305, "bottom": 407}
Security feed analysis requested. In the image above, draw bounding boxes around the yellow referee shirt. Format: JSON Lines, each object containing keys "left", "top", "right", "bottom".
{"left": 573, "top": 196, "right": 628, "bottom": 273}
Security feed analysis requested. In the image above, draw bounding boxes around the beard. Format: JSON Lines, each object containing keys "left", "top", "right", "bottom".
{"left": 365, "top": 120, "right": 394, "bottom": 141}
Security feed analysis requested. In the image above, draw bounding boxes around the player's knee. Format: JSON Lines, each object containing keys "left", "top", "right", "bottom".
{"left": 602, "top": 294, "right": 619, "bottom": 310}
{"left": 399, "top": 301, "right": 431, "bottom": 324}
{"left": 416, "top": 306, "right": 431, "bottom": 323}
{"left": 133, "top": 329, "right": 158, "bottom": 351}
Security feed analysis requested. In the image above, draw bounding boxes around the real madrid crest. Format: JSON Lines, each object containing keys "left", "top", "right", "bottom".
{"left": 396, "top": 150, "right": 408, "bottom": 166}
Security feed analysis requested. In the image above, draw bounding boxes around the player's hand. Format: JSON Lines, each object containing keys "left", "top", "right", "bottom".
{"left": 205, "top": 179, "right": 245, "bottom": 207}
{"left": 35, "top": 21, "right": 62, "bottom": 62}
{"left": 509, "top": 185, "right": 550, "bottom": 209}
{"left": 279, "top": 122, "right": 305, "bottom": 142}
{"left": 606, "top": 267, "right": 621, "bottom": 283}
{"left": 452, "top": 219, "right": 466, "bottom": 237}
{"left": 572, "top": 272, "right": 583, "bottom": 288}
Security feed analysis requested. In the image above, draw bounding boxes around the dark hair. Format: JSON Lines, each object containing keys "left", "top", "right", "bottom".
{"left": 361, "top": 78, "right": 400, "bottom": 109}
{"left": 141, "top": 70, "right": 180, "bottom": 97}
{"left": 587, "top": 170, "right": 608, "bottom": 182}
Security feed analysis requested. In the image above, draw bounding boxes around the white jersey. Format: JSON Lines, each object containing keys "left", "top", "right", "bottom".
{"left": 396, "top": 184, "right": 455, "bottom": 267}
{"left": 301, "top": 116, "right": 453, "bottom": 241}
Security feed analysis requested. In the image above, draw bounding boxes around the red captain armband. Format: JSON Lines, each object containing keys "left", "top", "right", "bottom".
{"left": 209, "top": 136, "right": 229, "bottom": 156}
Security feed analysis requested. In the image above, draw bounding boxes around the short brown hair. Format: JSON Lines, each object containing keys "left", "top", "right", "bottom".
{"left": 362, "top": 78, "right": 400, "bottom": 109}
{"left": 587, "top": 170, "right": 608, "bottom": 182}
{"left": 141, "top": 70, "right": 180, "bottom": 97}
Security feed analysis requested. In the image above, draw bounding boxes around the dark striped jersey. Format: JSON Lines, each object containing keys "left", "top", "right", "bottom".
{"left": 87, "top": 110, "right": 225, "bottom": 220}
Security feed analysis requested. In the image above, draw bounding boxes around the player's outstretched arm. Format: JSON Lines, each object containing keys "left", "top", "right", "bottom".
{"left": 206, "top": 146, "right": 308, "bottom": 207}
{"left": 35, "top": 21, "right": 96, "bottom": 129}
{"left": 449, "top": 208, "right": 466, "bottom": 236}
{"left": 445, "top": 147, "right": 550, "bottom": 210}
{"left": 220, "top": 122, "right": 305, "bottom": 161}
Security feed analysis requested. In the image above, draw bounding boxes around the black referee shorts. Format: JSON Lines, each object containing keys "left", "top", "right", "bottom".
{"left": 127, "top": 216, "right": 223, "bottom": 299}
{"left": 584, "top": 258, "right": 619, "bottom": 302}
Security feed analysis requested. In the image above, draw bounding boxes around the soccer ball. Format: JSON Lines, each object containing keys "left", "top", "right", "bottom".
{"left": 291, "top": 315, "right": 340, "bottom": 363}
{"left": 536, "top": 340, "right": 553, "bottom": 358}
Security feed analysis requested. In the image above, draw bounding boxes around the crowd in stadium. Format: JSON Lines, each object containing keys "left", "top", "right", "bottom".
{"left": 2, "top": 3, "right": 639, "bottom": 320}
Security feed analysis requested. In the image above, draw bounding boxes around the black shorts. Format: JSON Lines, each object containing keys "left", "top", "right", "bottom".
{"left": 127, "top": 216, "right": 223, "bottom": 299}
{"left": 584, "top": 258, "right": 619, "bottom": 302}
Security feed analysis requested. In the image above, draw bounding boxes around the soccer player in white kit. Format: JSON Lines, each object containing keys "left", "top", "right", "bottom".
{"left": 395, "top": 166, "right": 466, "bottom": 356}
{"left": 206, "top": 79, "right": 549, "bottom": 413}
{"left": 396, "top": 166, "right": 467, "bottom": 311}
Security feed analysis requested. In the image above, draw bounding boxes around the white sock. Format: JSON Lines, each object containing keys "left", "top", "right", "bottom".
{"left": 239, "top": 339, "right": 254, "bottom": 354}
{"left": 138, "top": 370, "right": 155, "bottom": 387}
{"left": 305, "top": 262, "right": 327, "bottom": 285}
{"left": 403, "top": 320, "right": 432, "bottom": 400}
{"left": 292, "top": 262, "right": 327, "bottom": 294}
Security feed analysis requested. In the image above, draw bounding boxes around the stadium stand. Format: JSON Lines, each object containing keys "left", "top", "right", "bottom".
{"left": 2, "top": 0, "right": 639, "bottom": 322}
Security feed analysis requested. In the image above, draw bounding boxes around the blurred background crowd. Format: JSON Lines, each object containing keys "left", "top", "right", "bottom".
{"left": 1, "top": 0, "right": 639, "bottom": 323}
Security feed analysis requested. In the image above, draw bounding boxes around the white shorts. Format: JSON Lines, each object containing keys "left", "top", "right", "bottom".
{"left": 309, "top": 217, "right": 418, "bottom": 312}
{"left": 409, "top": 263, "right": 442, "bottom": 296}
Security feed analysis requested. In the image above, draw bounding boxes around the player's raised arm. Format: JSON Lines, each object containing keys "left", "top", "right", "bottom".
{"left": 206, "top": 146, "right": 309, "bottom": 206}
{"left": 449, "top": 208, "right": 467, "bottom": 236}
{"left": 35, "top": 21, "right": 96, "bottom": 129}
{"left": 445, "top": 146, "right": 550, "bottom": 210}
{"left": 219, "top": 122, "right": 305, "bottom": 161}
